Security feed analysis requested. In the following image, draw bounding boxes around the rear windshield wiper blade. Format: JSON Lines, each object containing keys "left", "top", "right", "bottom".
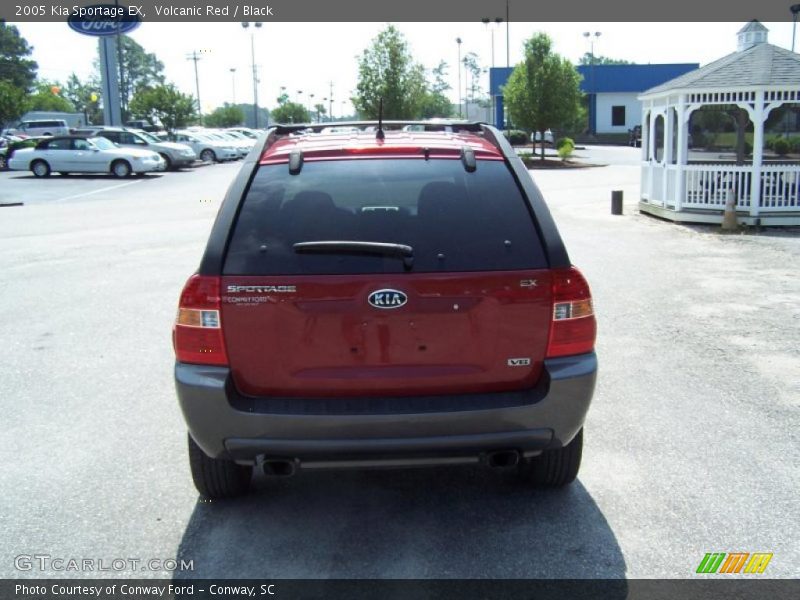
{"left": 293, "top": 241, "right": 414, "bottom": 270}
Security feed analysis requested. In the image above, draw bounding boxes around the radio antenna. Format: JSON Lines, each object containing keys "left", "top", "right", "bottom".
{"left": 376, "top": 98, "right": 385, "bottom": 141}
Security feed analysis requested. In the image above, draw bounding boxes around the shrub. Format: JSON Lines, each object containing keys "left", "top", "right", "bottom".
{"left": 503, "top": 129, "right": 529, "bottom": 145}
{"left": 772, "top": 138, "right": 790, "bottom": 156}
{"left": 691, "top": 131, "right": 706, "bottom": 148}
{"left": 788, "top": 136, "right": 800, "bottom": 153}
{"left": 556, "top": 137, "right": 575, "bottom": 160}
{"left": 556, "top": 137, "right": 573, "bottom": 150}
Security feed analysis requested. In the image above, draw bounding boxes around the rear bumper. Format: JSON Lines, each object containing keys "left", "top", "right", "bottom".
{"left": 175, "top": 353, "right": 597, "bottom": 465}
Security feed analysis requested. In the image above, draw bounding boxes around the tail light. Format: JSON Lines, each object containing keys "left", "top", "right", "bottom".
{"left": 173, "top": 275, "right": 228, "bottom": 366}
{"left": 546, "top": 267, "right": 596, "bottom": 358}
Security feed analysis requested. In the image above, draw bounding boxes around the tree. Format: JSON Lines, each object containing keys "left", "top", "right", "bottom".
{"left": 63, "top": 74, "right": 102, "bottom": 125}
{"left": 271, "top": 101, "right": 309, "bottom": 124}
{"left": 313, "top": 103, "right": 327, "bottom": 123}
{"left": 0, "top": 81, "right": 28, "bottom": 131}
{"left": 503, "top": 33, "right": 582, "bottom": 160}
{"left": 205, "top": 104, "right": 244, "bottom": 127}
{"left": 578, "top": 53, "right": 633, "bottom": 66}
{"left": 27, "top": 81, "right": 76, "bottom": 113}
{"left": 353, "top": 25, "right": 427, "bottom": 119}
{"left": 0, "top": 23, "right": 38, "bottom": 91}
{"left": 462, "top": 52, "right": 483, "bottom": 113}
{"left": 419, "top": 61, "right": 452, "bottom": 119}
{"left": 129, "top": 84, "right": 196, "bottom": 132}
{"left": 96, "top": 36, "right": 165, "bottom": 120}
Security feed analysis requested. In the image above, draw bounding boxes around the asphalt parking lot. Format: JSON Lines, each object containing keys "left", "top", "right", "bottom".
{"left": 0, "top": 148, "right": 798, "bottom": 579}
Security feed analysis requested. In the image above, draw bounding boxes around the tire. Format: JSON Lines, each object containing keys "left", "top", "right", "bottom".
{"left": 31, "top": 160, "right": 51, "bottom": 178}
{"left": 159, "top": 153, "right": 173, "bottom": 170}
{"left": 111, "top": 160, "right": 131, "bottom": 178}
{"left": 200, "top": 149, "right": 216, "bottom": 163}
{"left": 188, "top": 434, "right": 252, "bottom": 499}
{"left": 516, "top": 428, "right": 583, "bottom": 487}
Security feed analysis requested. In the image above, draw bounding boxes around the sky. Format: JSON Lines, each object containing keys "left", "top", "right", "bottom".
{"left": 11, "top": 21, "right": 798, "bottom": 117}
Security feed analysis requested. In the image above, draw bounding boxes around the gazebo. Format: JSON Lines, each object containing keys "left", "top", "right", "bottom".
{"left": 638, "top": 21, "right": 800, "bottom": 226}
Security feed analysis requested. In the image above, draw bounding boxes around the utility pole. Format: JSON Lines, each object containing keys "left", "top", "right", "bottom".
{"left": 456, "top": 38, "right": 462, "bottom": 118}
{"left": 329, "top": 81, "right": 333, "bottom": 122}
{"left": 229, "top": 68, "right": 236, "bottom": 104}
{"left": 241, "top": 22, "right": 262, "bottom": 128}
{"left": 506, "top": 0, "right": 510, "bottom": 69}
{"left": 186, "top": 50, "right": 203, "bottom": 125}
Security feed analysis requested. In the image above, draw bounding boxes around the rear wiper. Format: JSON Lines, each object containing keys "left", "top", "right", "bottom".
{"left": 293, "top": 241, "right": 414, "bottom": 270}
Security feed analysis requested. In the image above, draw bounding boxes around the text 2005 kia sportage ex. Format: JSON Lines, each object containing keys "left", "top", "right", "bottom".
{"left": 173, "top": 122, "right": 597, "bottom": 498}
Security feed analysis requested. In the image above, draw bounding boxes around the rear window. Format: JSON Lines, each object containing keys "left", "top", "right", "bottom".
{"left": 223, "top": 158, "right": 547, "bottom": 275}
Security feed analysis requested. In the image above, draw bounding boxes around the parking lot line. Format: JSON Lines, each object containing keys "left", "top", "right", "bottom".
{"left": 55, "top": 179, "right": 144, "bottom": 203}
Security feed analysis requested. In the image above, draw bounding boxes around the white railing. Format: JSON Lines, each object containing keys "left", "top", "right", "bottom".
{"left": 759, "top": 165, "right": 800, "bottom": 211}
{"left": 683, "top": 165, "right": 752, "bottom": 210}
{"left": 665, "top": 166, "right": 678, "bottom": 209}
{"left": 642, "top": 163, "right": 800, "bottom": 214}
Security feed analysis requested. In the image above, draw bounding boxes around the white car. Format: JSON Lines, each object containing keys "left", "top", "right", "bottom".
{"left": 10, "top": 119, "right": 70, "bottom": 138}
{"left": 531, "top": 130, "right": 555, "bottom": 145}
{"left": 174, "top": 131, "right": 239, "bottom": 163}
{"left": 226, "top": 127, "right": 260, "bottom": 140}
{"left": 8, "top": 135, "right": 165, "bottom": 177}
{"left": 203, "top": 130, "right": 252, "bottom": 158}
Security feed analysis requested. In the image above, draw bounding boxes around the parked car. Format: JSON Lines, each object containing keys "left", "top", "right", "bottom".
{"left": 174, "top": 131, "right": 239, "bottom": 163}
{"left": 81, "top": 127, "right": 196, "bottom": 170}
{"left": 629, "top": 125, "right": 642, "bottom": 148}
{"left": 531, "top": 129, "right": 555, "bottom": 145}
{"left": 8, "top": 135, "right": 165, "bottom": 177}
{"left": 9, "top": 119, "right": 70, "bottom": 138}
{"left": 202, "top": 130, "right": 252, "bottom": 158}
{"left": 173, "top": 121, "right": 597, "bottom": 498}
{"left": 226, "top": 127, "right": 260, "bottom": 140}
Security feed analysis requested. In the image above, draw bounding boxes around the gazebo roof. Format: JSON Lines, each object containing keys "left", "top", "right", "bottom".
{"left": 641, "top": 42, "right": 800, "bottom": 96}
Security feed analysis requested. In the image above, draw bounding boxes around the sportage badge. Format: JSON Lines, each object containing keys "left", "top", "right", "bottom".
{"left": 368, "top": 289, "right": 407, "bottom": 309}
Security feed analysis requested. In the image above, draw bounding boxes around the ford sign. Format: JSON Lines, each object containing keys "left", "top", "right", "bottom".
{"left": 368, "top": 289, "right": 408, "bottom": 309}
{"left": 68, "top": 4, "right": 140, "bottom": 37}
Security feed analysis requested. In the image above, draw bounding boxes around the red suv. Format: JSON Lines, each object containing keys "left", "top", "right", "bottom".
{"left": 174, "top": 122, "right": 597, "bottom": 498}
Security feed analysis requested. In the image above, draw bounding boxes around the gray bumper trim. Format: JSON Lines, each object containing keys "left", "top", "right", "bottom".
{"left": 175, "top": 353, "right": 597, "bottom": 461}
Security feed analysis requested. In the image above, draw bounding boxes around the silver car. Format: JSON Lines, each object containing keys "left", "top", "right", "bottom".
{"left": 202, "top": 131, "right": 252, "bottom": 158}
{"left": 174, "top": 131, "right": 239, "bottom": 163}
{"left": 81, "top": 127, "right": 197, "bottom": 170}
{"left": 8, "top": 136, "right": 165, "bottom": 177}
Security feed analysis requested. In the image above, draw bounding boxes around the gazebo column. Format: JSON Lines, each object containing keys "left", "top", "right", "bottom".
{"left": 749, "top": 90, "right": 765, "bottom": 218}
{"left": 647, "top": 110, "right": 657, "bottom": 202}
{"left": 674, "top": 95, "right": 688, "bottom": 212}
{"left": 663, "top": 103, "right": 674, "bottom": 208}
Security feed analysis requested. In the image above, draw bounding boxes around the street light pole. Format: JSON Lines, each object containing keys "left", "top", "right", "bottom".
{"left": 583, "top": 31, "right": 601, "bottom": 136}
{"left": 186, "top": 50, "right": 203, "bottom": 124}
{"left": 241, "top": 22, "right": 262, "bottom": 128}
{"left": 229, "top": 68, "right": 236, "bottom": 105}
{"left": 456, "top": 37, "right": 462, "bottom": 118}
{"left": 506, "top": 0, "right": 510, "bottom": 68}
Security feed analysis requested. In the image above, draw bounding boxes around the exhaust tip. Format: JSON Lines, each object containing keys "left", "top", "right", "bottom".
{"left": 262, "top": 459, "right": 297, "bottom": 477}
{"left": 487, "top": 450, "right": 520, "bottom": 469}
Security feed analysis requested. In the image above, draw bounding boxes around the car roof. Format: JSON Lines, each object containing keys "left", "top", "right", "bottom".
{"left": 259, "top": 130, "right": 503, "bottom": 164}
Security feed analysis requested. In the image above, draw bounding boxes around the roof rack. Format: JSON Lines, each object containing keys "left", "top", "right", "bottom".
{"left": 256, "top": 121, "right": 511, "bottom": 166}
{"left": 271, "top": 120, "right": 488, "bottom": 135}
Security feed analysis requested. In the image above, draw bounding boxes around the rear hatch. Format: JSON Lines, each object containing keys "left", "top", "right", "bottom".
{"left": 221, "top": 156, "right": 553, "bottom": 398}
